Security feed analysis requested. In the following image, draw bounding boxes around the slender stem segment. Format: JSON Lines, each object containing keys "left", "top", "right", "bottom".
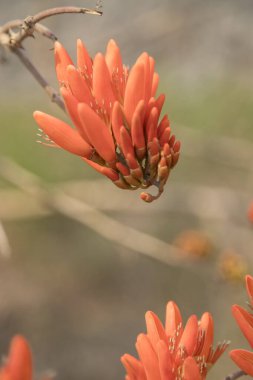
{"left": 31, "top": 6, "right": 102, "bottom": 24}
{"left": 0, "top": 19, "right": 22, "bottom": 34}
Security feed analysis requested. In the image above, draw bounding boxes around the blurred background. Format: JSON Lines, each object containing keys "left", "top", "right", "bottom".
{"left": 0, "top": 0, "right": 253, "bottom": 378}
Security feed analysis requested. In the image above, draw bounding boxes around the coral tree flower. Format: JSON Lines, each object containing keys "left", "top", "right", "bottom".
{"left": 230, "top": 275, "right": 253, "bottom": 376}
{"left": 0, "top": 335, "right": 32, "bottom": 380}
{"left": 33, "top": 39, "right": 180, "bottom": 202}
{"left": 121, "top": 301, "right": 228, "bottom": 380}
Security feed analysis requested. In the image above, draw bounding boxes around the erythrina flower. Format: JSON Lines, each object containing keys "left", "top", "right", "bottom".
{"left": 230, "top": 275, "right": 253, "bottom": 376}
{"left": 33, "top": 39, "right": 180, "bottom": 202}
{"left": 0, "top": 335, "right": 32, "bottom": 380}
{"left": 121, "top": 301, "right": 228, "bottom": 380}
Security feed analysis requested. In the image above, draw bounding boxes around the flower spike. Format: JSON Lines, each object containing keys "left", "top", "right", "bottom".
{"left": 34, "top": 39, "right": 180, "bottom": 202}
{"left": 121, "top": 301, "right": 228, "bottom": 380}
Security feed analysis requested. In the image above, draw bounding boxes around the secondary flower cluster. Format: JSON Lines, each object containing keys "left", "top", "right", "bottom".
{"left": 34, "top": 39, "right": 180, "bottom": 202}
{"left": 8, "top": 286, "right": 253, "bottom": 380}
{"left": 121, "top": 301, "right": 228, "bottom": 380}
{"left": 230, "top": 275, "right": 253, "bottom": 376}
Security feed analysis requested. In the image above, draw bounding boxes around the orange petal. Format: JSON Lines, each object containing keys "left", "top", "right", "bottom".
{"left": 132, "top": 115, "right": 145, "bottom": 158}
{"left": 145, "top": 311, "right": 168, "bottom": 351}
{"left": 120, "top": 126, "right": 135, "bottom": 159}
{"left": 163, "top": 143, "right": 171, "bottom": 158}
{"left": 155, "top": 94, "right": 165, "bottom": 116}
{"left": 145, "top": 97, "right": 156, "bottom": 123}
{"left": 146, "top": 107, "right": 159, "bottom": 143}
{"left": 61, "top": 87, "right": 91, "bottom": 144}
{"left": 149, "top": 57, "right": 155, "bottom": 91}
{"left": 116, "top": 162, "right": 130, "bottom": 176}
{"left": 136, "top": 334, "right": 161, "bottom": 380}
{"left": 93, "top": 53, "right": 116, "bottom": 116}
{"left": 126, "top": 154, "right": 142, "bottom": 180}
{"left": 151, "top": 73, "right": 159, "bottom": 97}
{"left": 172, "top": 151, "right": 180, "bottom": 168}
{"left": 165, "top": 301, "right": 183, "bottom": 338}
{"left": 199, "top": 312, "right": 214, "bottom": 358}
{"left": 230, "top": 349, "right": 253, "bottom": 377}
{"left": 54, "top": 41, "right": 73, "bottom": 84}
{"left": 232, "top": 305, "right": 253, "bottom": 348}
{"left": 131, "top": 100, "right": 146, "bottom": 151}
{"left": 111, "top": 101, "right": 124, "bottom": 145}
{"left": 76, "top": 39, "right": 93, "bottom": 80}
{"left": 78, "top": 103, "right": 116, "bottom": 163}
{"left": 173, "top": 140, "right": 181, "bottom": 153}
{"left": 124, "top": 63, "right": 145, "bottom": 125}
{"left": 179, "top": 315, "right": 198, "bottom": 356}
{"left": 159, "top": 127, "right": 171, "bottom": 147}
{"left": 105, "top": 39, "right": 124, "bottom": 91}
{"left": 121, "top": 354, "right": 146, "bottom": 380}
{"left": 246, "top": 275, "right": 253, "bottom": 304}
{"left": 6, "top": 336, "right": 32, "bottom": 380}
{"left": 83, "top": 158, "right": 119, "bottom": 181}
{"left": 182, "top": 357, "right": 201, "bottom": 380}
{"left": 136, "top": 52, "right": 151, "bottom": 104}
{"left": 140, "top": 192, "right": 153, "bottom": 203}
{"left": 148, "top": 138, "right": 160, "bottom": 166}
{"left": 158, "top": 156, "right": 169, "bottom": 181}
{"left": 34, "top": 111, "right": 92, "bottom": 157}
{"left": 67, "top": 65, "right": 93, "bottom": 105}
{"left": 157, "top": 341, "right": 174, "bottom": 380}
{"left": 157, "top": 115, "right": 170, "bottom": 139}
{"left": 169, "top": 135, "right": 176, "bottom": 147}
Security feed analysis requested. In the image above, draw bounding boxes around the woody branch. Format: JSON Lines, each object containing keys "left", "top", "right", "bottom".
{"left": 0, "top": 4, "right": 102, "bottom": 111}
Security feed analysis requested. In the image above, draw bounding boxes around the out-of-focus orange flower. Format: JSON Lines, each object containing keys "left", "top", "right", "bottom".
{"left": 218, "top": 250, "right": 248, "bottom": 283}
{"left": 173, "top": 230, "right": 212, "bottom": 259}
{"left": 230, "top": 275, "right": 253, "bottom": 376}
{"left": 121, "top": 301, "right": 228, "bottom": 380}
{"left": 248, "top": 202, "right": 253, "bottom": 223}
{"left": 34, "top": 39, "right": 180, "bottom": 202}
{"left": 0, "top": 336, "right": 32, "bottom": 380}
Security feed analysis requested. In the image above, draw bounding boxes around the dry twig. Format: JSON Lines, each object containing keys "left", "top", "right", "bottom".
{"left": 0, "top": 4, "right": 102, "bottom": 110}
{"left": 0, "top": 157, "right": 190, "bottom": 268}
{"left": 0, "top": 221, "right": 11, "bottom": 258}
{"left": 0, "top": 6, "right": 102, "bottom": 47}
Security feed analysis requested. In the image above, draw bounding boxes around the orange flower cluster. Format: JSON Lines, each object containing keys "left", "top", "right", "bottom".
{"left": 34, "top": 39, "right": 180, "bottom": 202}
{"left": 121, "top": 301, "right": 228, "bottom": 380}
{"left": 0, "top": 336, "right": 32, "bottom": 380}
{"left": 230, "top": 275, "right": 253, "bottom": 376}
